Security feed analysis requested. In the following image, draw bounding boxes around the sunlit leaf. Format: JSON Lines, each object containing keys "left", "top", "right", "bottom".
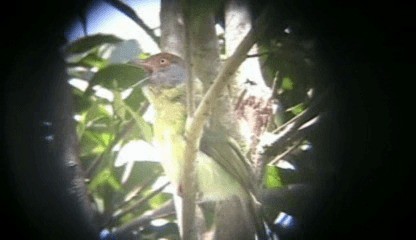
{"left": 80, "top": 131, "right": 113, "bottom": 156}
{"left": 113, "top": 91, "right": 126, "bottom": 120}
{"left": 281, "top": 77, "right": 294, "bottom": 91}
{"left": 85, "top": 64, "right": 147, "bottom": 96}
{"left": 72, "top": 87, "right": 93, "bottom": 114}
{"left": 148, "top": 192, "right": 171, "bottom": 209}
{"left": 120, "top": 162, "right": 163, "bottom": 190}
{"left": 287, "top": 103, "right": 305, "bottom": 115}
{"left": 107, "top": 174, "right": 123, "bottom": 191}
{"left": 84, "top": 102, "right": 112, "bottom": 126}
{"left": 67, "top": 67, "right": 95, "bottom": 81}
{"left": 65, "top": 34, "right": 123, "bottom": 54}
{"left": 139, "top": 52, "right": 151, "bottom": 59}
{"left": 89, "top": 168, "right": 122, "bottom": 191}
{"left": 264, "top": 165, "right": 283, "bottom": 189}
{"left": 76, "top": 51, "right": 108, "bottom": 69}
{"left": 119, "top": 99, "right": 153, "bottom": 142}
{"left": 124, "top": 87, "right": 146, "bottom": 110}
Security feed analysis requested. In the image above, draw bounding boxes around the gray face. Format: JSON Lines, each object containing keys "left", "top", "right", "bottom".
{"left": 150, "top": 61, "right": 187, "bottom": 88}
{"left": 136, "top": 53, "right": 188, "bottom": 89}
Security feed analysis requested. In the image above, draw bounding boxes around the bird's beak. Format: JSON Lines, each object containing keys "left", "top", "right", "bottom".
{"left": 129, "top": 59, "right": 153, "bottom": 73}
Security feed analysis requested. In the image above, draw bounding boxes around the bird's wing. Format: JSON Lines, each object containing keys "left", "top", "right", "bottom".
{"left": 200, "top": 125, "right": 268, "bottom": 239}
{"left": 200, "top": 125, "right": 256, "bottom": 194}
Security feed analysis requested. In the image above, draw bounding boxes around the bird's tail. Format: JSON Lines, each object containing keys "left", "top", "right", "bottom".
{"left": 244, "top": 194, "right": 268, "bottom": 240}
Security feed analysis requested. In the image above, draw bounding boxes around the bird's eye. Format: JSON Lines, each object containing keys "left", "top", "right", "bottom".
{"left": 160, "top": 58, "right": 167, "bottom": 64}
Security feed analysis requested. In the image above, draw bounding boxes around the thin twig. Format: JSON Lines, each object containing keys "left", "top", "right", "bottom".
{"left": 265, "top": 114, "right": 322, "bottom": 157}
{"left": 268, "top": 138, "right": 304, "bottom": 165}
{"left": 112, "top": 200, "right": 175, "bottom": 238}
{"left": 270, "top": 71, "right": 280, "bottom": 96}
{"left": 272, "top": 86, "right": 330, "bottom": 135}
{"left": 111, "top": 182, "right": 170, "bottom": 223}
{"left": 86, "top": 100, "right": 149, "bottom": 178}
{"left": 116, "top": 169, "right": 163, "bottom": 210}
{"left": 86, "top": 119, "right": 135, "bottom": 178}
{"left": 265, "top": 71, "right": 280, "bottom": 131}
{"left": 234, "top": 89, "right": 248, "bottom": 111}
{"left": 104, "top": 0, "right": 160, "bottom": 44}
{"left": 246, "top": 52, "right": 270, "bottom": 58}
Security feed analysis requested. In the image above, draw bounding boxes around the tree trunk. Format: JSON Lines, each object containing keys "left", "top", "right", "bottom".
{"left": 225, "top": 0, "right": 274, "bottom": 180}
{"left": 160, "top": 0, "right": 186, "bottom": 58}
{"left": 159, "top": 1, "right": 272, "bottom": 239}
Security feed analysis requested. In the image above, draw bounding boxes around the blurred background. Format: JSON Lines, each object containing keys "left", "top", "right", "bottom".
{"left": 2, "top": 0, "right": 407, "bottom": 239}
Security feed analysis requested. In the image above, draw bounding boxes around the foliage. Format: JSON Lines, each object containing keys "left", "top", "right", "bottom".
{"left": 65, "top": 2, "right": 325, "bottom": 239}
{"left": 66, "top": 34, "right": 177, "bottom": 237}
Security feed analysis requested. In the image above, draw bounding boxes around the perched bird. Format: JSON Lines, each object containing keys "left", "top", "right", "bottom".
{"left": 132, "top": 52, "right": 265, "bottom": 238}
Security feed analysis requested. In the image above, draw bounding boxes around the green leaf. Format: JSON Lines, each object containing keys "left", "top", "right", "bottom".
{"left": 89, "top": 168, "right": 122, "bottom": 191}
{"left": 113, "top": 91, "right": 126, "bottom": 120}
{"left": 67, "top": 67, "right": 95, "bottom": 81}
{"left": 287, "top": 103, "right": 305, "bottom": 115}
{"left": 148, "top": 192, "right": 171, "bottom": 209}
{"left": 139, "top": 52, "right": 151, "bottom": 59}
{"left": 124, "top": 87, "right": 146, "bottom": 110}
{"left": 118, "top": 98, "right": 153, "bottom": 142}
{"left": 80, "top": 131, "right": 113, "bottom": 156}
{"left": 264, "top": 165, "right": 283, "bottom": 189}
{"left": 281, "top": 77, "right": 294, "bottom": 91}
{"left": 72, "top": 87, "right": 93, "bottom": 114}
{"left": 84, "top": 102, "right": 112, "bottom": 126}
{"left": 85, "top": 64, "right": 147, "bottom": 95}
{"left": 121, "top": 162, "right": 163, "bottom": 190}
{"left": 76, "top": 51, "right": 108, "bottom": 69}
{"left": 65, "top": 34, "right": 123, "bottom": 54}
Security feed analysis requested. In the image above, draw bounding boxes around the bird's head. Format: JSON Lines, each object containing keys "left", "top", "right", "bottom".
{"left": 132, "top": 52, "right": 187, "bottom": 89}
{"left": 130, "top": 52, "right": 188, "bottom": 104}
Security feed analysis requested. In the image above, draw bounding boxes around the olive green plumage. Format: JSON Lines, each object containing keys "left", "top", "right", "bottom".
{"left": 134, "top": 52, "right": 266, "bottom": 239}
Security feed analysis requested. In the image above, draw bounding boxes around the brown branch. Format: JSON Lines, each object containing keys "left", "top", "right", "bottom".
{"left": 181, "top": 0, "right": 195, "bottom": 117}
{"left": 180, "top": 4, "right": 273, "bottom": 240}
{"left": 180, "top": 0, "right": 197, "bottom": 238}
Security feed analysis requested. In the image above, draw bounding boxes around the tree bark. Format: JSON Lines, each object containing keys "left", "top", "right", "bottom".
{"left": 160, "top": 0, "right": 186, "bottom": 58}
{"left": 159, "top": 1, "right": 273, "bottom": 239}
{"left": 225, "top": 0, "right": 274, "bottom": 180}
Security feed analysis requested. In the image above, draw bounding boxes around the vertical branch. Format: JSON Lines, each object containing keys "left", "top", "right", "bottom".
{"left": 180, "top": 0, "right": 197, "bottom": 239}
{"left": 189, "top": 4, "right": 221, "bottom": 89}
{"left": 225, "top": 0, "right": 274, "bottom": 180}
{"left": 160, "top": 1, "right": 198, "bottom": 238}
{"left": 181, "top": 5, "right": 272, "bottom": 237}
{"left": 160, "top": 0, "right": 185, "bottom": 57}
{"left": 182, "top": 0, "right": 195, "bottom": 117}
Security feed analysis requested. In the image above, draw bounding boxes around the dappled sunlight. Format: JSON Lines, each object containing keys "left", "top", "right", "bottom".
{"left": 63, "top": 0, "right": 331, "bottom": 239}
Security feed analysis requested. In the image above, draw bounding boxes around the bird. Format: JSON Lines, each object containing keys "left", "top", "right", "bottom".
{"left": 131, "top": 52, "right": 266, "bottom": 238}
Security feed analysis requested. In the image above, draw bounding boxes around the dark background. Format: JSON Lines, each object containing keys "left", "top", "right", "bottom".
{"left": 1, "top": 0, "right": 409, "bottom": 239}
